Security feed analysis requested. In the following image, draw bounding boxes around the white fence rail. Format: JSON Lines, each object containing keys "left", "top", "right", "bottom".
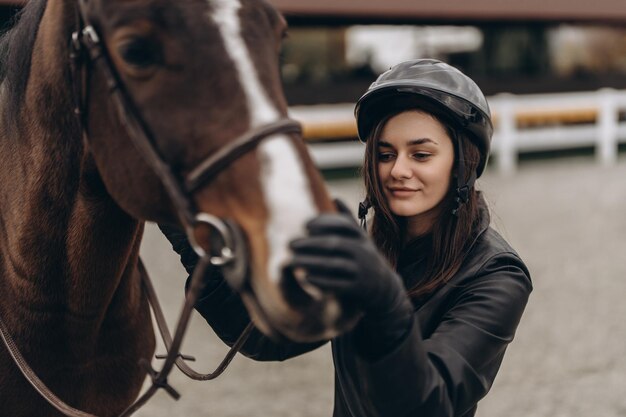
{"left": 290, "top": 88, "right": 626, "bottom": 174}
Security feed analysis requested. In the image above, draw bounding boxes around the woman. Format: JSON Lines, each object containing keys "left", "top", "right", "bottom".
{"left": 161, "top": 58, "right": 532, "bottom": 417}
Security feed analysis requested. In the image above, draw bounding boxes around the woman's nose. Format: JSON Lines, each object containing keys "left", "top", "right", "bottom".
{"left": 390, "top": 156, "right": 413, "bottom": 179}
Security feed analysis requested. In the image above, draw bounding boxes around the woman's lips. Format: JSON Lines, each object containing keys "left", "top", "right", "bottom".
{"left": 388, "top": 187, "right": 418, "bottom": 198}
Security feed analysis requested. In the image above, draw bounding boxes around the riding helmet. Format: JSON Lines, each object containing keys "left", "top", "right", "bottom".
{"left": 354, "top": 58, "right": 493, "bottom": 177}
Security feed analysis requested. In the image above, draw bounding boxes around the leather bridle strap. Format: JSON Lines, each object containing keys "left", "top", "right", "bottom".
{"left": 142, "top": 261, "right": 255, "bottom": 382}
{"left": 0, "top": 315, "right": 97, "bottom": 417}
{"left": 118, "top": 257, "right": 253, "bottom": 417}
{"left": 185, "top": 119, "right": 303, "bottom": 192}
{"left": 70, "top": 2, "right": 295, "bottom": 395}
{"left": 73, "top": 0, "right": 303, "bottom": 229}
{"left": 0, "top": 256, "right": 254, "bottom": 417}
{"left": 72, "top": 16, "right": 197, "bottom": 228}
{"left": 71, "top": 0, "right": 300, "bottom": 412}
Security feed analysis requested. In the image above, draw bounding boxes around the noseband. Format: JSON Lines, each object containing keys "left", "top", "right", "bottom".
{"left": 0, "top": 1, "right": 303, "bottom": 416}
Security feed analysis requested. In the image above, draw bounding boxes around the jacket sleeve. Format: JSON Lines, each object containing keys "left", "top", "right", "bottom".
{"left": 158, "top": 223, "right": 325, "bottom": 361}
{"left": 192, "top": 274, "right": 326, "bottom": 362}
{"left": 355, "top": 252, "right": 532, "bottom": 417}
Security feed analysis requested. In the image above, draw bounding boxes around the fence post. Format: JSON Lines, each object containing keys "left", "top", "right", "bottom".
{"left": 494, "top": 93, "right": 517, "bottom": 175}
{"left": 598, "top": 88, "right": 618, "bottom": 166}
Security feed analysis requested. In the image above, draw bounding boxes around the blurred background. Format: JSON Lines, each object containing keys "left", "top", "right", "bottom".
{"left": 2, "top": 0, "right": 626, "bottom": 415}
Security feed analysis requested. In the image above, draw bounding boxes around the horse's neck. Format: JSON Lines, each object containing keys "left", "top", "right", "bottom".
{"left": 0, "top": 0, "right": 145, "bottom": 336}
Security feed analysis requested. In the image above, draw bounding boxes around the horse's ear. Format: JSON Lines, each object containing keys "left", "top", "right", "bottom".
{"left": 260, "top": 0, "right": 288, "bottom": 43}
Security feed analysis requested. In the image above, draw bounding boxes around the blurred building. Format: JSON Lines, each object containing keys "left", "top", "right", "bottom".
{"left": 2, "top": 0, "right": 626, "bottom": 105}
{"left": 270, "top": 0, "right": 626, "bottom": 104}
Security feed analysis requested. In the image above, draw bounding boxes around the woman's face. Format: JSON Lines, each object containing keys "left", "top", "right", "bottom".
{"left": 377, "top": 110, "right": 455, "bottom": 233}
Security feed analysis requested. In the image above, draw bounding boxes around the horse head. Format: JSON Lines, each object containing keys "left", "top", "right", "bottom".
{"left": 79, "top": 0, "right": 358, "bottom": 342}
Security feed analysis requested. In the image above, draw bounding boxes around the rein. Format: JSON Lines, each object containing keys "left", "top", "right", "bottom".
{"left": 0, "top": 0, "right": 302, "bottom": 415}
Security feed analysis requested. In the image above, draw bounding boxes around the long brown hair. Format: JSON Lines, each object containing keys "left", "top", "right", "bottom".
{"left": 362, "top": 101, "right": 485, "bottom": 298}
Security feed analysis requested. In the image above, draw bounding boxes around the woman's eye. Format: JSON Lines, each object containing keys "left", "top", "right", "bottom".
{"left": 118, "top": 37, "right": 163, "bottom": 69}
{"left": 378, "top": 153, "right": 395, "bottom": 162}
{"left": 412, "top": 152, "right": 431, "bottom": 160}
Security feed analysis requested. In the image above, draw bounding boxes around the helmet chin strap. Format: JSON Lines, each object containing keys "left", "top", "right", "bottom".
{"left": 358, "top": 198, "right": 372, "bottom": 230}
{"left": 452, "top": 133, "right": 477, "bottom": 217}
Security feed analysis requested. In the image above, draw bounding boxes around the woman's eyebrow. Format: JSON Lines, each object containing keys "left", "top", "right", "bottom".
{"left": 378, "top": 138, "right": 438, "bottom": 147}
{"left": 408, "top": 138, "right": 438, "bottom": 146}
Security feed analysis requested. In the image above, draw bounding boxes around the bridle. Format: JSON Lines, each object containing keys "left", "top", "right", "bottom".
{"left": 0, "top": 1, "right": 303, "bottom": 416}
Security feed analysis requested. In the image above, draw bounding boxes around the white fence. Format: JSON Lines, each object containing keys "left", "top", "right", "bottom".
{"left": 290, "top": 88, "right": 626, "bottom": 174}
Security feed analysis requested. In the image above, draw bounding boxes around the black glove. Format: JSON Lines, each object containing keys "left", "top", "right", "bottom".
{"left": 289, "top": 204, "right": 414, "bottom": 360}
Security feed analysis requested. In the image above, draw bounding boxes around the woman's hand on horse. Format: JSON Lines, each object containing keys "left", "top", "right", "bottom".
{"left": 288, "top": 210, "right": 406, "bottom": 317}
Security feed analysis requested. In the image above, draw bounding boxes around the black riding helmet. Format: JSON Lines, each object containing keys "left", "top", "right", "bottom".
{"left": 354, "top": 59, "right": 493, "bottom": 217}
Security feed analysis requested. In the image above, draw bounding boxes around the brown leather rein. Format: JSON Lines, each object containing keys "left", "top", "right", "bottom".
{"left": 0, "top": 1, "right": 303, "bottom": 416}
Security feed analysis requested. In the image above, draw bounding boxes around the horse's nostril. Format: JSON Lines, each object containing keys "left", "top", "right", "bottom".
{"left": 292, "top": 267, "right": 324, "bottom": 302}
{"left": 280, "top": 265, "right": 320, "bottom": 308}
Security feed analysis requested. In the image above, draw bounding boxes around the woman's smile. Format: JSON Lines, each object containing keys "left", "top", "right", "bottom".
{"left": 388, "top": 186, "right": 420, "bottom": 198}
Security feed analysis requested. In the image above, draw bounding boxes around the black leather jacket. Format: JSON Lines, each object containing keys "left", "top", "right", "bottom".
{"left": 164, "top": 209, "right": 532, "bottom": 417}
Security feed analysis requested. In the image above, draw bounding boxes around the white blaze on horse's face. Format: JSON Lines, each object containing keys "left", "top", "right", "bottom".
{"left": 209, "top": 0, "right": 317, "bottom": 282}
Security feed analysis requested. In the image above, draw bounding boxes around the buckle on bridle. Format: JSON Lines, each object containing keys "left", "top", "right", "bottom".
{"left": 187, "top": 213, "right": 250, "bottom": 293}
{"left": 187, "top": 213, "right": 236, "bottom": 266}
{"left": 82, "top": 25, "right": 100, "bottom": 47}
{"left": 140, "top": 359, "right": 181, "bottom": 400}
{"left": 70, "top": 25, "right": 100, "bottom": 56}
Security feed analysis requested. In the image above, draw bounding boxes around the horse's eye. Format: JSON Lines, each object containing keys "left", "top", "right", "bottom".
{"left": 118, "top": 37, "right": 163, "bottom": 69}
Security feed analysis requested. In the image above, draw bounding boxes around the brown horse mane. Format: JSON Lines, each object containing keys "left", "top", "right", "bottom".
{"left": 0, "top": 0, "right": 46, "bottom": 127}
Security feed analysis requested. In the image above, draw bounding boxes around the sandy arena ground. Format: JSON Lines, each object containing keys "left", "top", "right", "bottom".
{"left": 136, "top": 156, "right": 626, "bottom": 417}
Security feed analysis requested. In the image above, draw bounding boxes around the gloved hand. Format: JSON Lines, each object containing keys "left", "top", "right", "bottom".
{"left": 289, "top": 201, "right": 414, "bottom": 360}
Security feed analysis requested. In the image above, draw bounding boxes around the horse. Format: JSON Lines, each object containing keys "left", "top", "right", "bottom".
{"left": 0, "top": 0, "right": 357, "bottom": 415}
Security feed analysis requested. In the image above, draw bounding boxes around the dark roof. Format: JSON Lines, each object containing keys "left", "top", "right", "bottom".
{"left": 2, "top": 0, "right": 625, "bottom": 24}
{"left": 271, "top": 0, "right": 626, "bottom": 24}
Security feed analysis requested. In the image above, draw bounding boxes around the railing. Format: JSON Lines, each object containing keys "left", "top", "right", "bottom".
{"left": 290, "top": 88, "right": 626, "bottom": 174}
